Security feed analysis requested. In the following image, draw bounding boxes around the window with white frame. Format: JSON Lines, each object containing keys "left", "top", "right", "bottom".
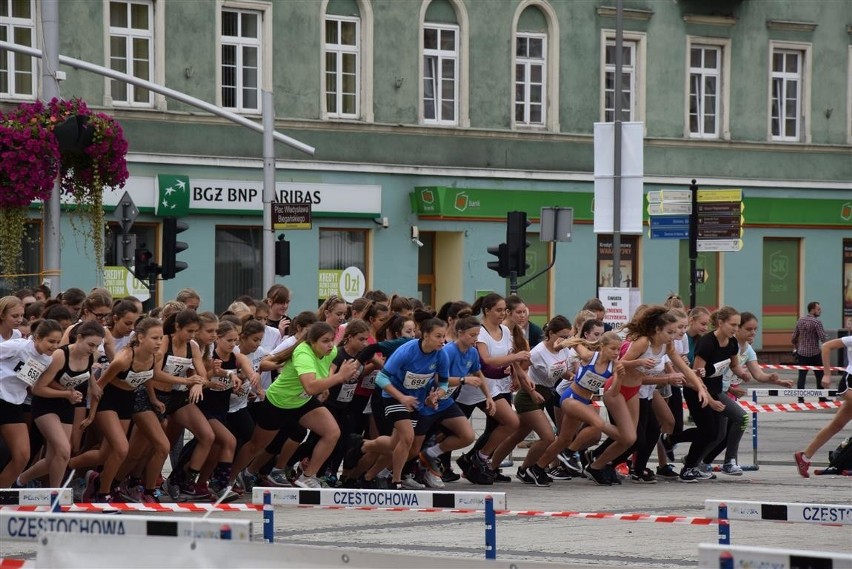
{"left": 220, "top": 8, "right": 261, "bottom": 112}
{"left": 515, "top": 33, "right": 546, "bottom": 127}
{"left": 770, "top": 48, "right": 803, "bottom": 141}
{"left": 688, "top": 45, "right": 721, "bottom": 138}
{"left": 324, "top": 16, "right": 359, "bottom": 119}
{"left": 0, "top": 0, "right": 36, "bottom": 99}
{"left": 108, "top": 0, "right": 154, "bottom": 106}
{"left": 422, "top": 24, "right": 458, "bottom": 125}
{"left": 604, "top": 39, "right": 636, "bottom": 122}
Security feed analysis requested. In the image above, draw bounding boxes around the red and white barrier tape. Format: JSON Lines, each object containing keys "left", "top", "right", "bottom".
{"left": 737, "top": 401, "right": 841, "bottom": 413}
{"left": 0, "top": 560, "right": 34, "bottom": 569}
{"left": 0, "top": 503, "right": 716, "bottom": 526}
{"left": 592, "top": 400, "right": 842, "bottom": 412}
{"left": 758, "top": 364, "right": 845, "bottom": 372}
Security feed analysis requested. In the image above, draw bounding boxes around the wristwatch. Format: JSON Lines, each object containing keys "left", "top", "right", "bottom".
{"left": 459, "top": 376, "right": 466, "bottom": 386}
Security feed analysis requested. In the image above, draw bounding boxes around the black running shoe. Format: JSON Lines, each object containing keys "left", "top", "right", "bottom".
{"left": 516, "top": 467, "right": 534, "bottom": 484}
{"left": 586, "top": 467, "right": 612, "bottom": 486}
{"left": 528, "top": 465, "right": 552, "bottom": 487}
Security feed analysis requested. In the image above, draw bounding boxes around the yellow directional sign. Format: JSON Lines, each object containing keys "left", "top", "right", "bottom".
{"left": 697, "top": 189, "right": 742, "bottom": 203}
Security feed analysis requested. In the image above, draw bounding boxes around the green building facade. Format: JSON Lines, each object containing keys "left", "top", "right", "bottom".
{"left": 2, "top": 0, "right": 850, "bottom": 349}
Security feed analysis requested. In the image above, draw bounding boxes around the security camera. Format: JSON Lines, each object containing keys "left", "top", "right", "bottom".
{"left": 412, "top": 238, "right": 424, "bottom": 248}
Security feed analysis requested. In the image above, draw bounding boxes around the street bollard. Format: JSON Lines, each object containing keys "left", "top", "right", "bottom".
{"left": 718, "top": 550, "right": 734, "bottom": 569}
{"left": 220, "top": 524, "right": 232, "bottom": 540}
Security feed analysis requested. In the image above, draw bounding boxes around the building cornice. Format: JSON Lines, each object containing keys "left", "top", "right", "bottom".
{"left": 596, "top": 6, "right": 653, "bottom": 21}
{"left": 766, "top": 19, "right": 817, "bottom": 32}
{"left": 683, "top": 14, "right": 736, "bottom": 27}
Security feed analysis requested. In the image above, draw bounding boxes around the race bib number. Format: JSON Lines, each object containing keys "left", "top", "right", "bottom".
{"left": 212, "top": 374, "right": 232, "bottom": 390}
{"left": 402, "top": 371, "right": 433, "bottom": 390}
{"left": 163, "top": 355, "right": 192, "bottom": 378}
{"left": 337, "top": 382, "right": 356, "bottom": 403}
{"left": 549, "top": 361, "right": 567, "bottom": 383}
{"left": 14, "top": 359, "right": 46, "bottom": 386}
{"left": 59, "top": 371, "right": 90, "bottom": 389}
{"left": 361, "top": 371, "right": 378, "bottom": 390}
{"left": 122, "top": 370, "right": 153, "bottom": 388}
{"left": 711, "top": 360, "right": 730, "bottom": 379}
{"left": 577, "top": 370, "right": 607, "bottom": 392}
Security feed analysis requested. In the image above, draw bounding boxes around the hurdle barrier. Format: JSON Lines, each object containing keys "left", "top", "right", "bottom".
{"left": 251, "top": 487, "right": 507, "bottom": 555}
{"left": 0, "top": 489, "right": 73, "bottom": 508}
{"left": 705, "top": 500, "right": 852, "bottom": 545}
{"left": 0, "top": 510, "right": 253, "bottom": 542}
{"left": 699, "top": 543, "right": 852, "bottom": 568}
{"left": 747, "top": 388, "right": 839, "bottom": 467}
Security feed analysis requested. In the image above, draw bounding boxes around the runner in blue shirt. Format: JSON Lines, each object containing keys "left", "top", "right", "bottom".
{"left": 375, "top": 318, "right": 449, "bottom": 490}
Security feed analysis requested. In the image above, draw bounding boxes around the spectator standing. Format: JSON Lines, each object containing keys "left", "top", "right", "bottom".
{"left": 792, "top": 301, "right": 827, "bottom": 401}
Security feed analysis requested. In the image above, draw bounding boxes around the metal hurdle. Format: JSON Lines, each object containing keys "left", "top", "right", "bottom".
{"left": 746, "top": 388, "right": 838, "bottom": 467}
{"left": 705, "top": 499, "right": 852, "bottom": 545}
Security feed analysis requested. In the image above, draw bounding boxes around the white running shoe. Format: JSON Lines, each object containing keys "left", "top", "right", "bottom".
{"left": 423, "top": 470, "right": 445, "bottom": 489}
{"left": 294, "top": 474, "right": 322, "bottom": 489}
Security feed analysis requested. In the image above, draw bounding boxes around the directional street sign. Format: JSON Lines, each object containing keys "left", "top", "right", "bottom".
{"left": 697, "top": 239, "right": 743, "bottom": 252}
{"left": 650, "top": 215, "right": 689, "bottom": 227}
{"left": 651, "top": 227, "right": 690, "bottom": 239}
{"left": 648, "top": 202, "right": 692, "bottom": 215}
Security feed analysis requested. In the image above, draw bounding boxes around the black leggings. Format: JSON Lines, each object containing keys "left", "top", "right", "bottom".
{"left": 679, "top": 387, "right": 721, "bottom": 468}
{"left": 632, "top": 398, "right": 661, "bottom": 474}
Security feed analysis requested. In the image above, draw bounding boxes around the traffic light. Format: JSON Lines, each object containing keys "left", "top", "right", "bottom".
{"left": 506, "top": 211, "right": 531, "bottom": 277}
{"left": 161, "top": 217, "right": 188, "bottom": 279}
{"left": 133, "top": 247, "right": 154, "bottom": 281}
{"left": 275, "top": 235, "right": 291, "bottom": 277}
{"left": 487, "top": 243, "right": 510, "bottom": 278}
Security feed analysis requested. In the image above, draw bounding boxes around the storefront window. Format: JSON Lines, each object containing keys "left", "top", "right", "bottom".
{"left": 215, "top": 226, "right": 262, "bottom": 313}
{"left": 761, "top": 237, "right": 800, "bottom": 348}
{"left": 596, "top": 235, "right": 638, "bottom": 289}
{"left": 318, "top": 228, "right": 367, "bottom": 302}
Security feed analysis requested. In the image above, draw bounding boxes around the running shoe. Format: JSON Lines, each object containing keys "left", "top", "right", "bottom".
{"left": 582, "top": 448, "right": 596, "bottom": 469}
{"left": 695, "top": 467, "right": 716, "bottom": 481}
{"left": 492, "top": 470, "right": 512, "bottom": 483}
{"left": 419, "top": 451, "right": 444, "bottom": 477}
{"left": 82, "top": 470, "right": 100, "bottom": 502}
{"left": 793, "top": 451, "right": 810, "bottom": 478}
{"left": 441, "top": 470, "right": 461, "bottom": 483}
{"left": 721, "top": 460, "right": 744, "bottom": 476}
{"left": 401, "top": 473, "right": 426, "bottom": 490}
{"left": 423, "top": 470, "right": 445, "bottom": 489}
{"left": 615, "top": 462, "right": 630, "bottom": 478}
{"left": 655, "top": 464, "right": 679, "bottom": 479}
{"left": 213, "top": 487, "right": 241, "bottom": 504}
{"left": 528, "top": 465, "right": 552, "bottom": 487}
{"left": 629, "top": 469, "right": 657, "bottom": 484}
{"left": 562, "top": 451, "right": 585, "bottom": 477}
{"left": 141, "top": 488, "right": 164, "bottom": 503}
{"left": 515, "top": 467, "right": 534, "bottom": 484}
{"left": 500, "top": 458, "right": 514, "bottom": 468}
{"left": 678, "top": 467, "right": 700, "bottom": 483}
{"left": 547, "top": 465, "right": 573, "bottom": 481}
{"left": 71, "top": 476, "right": 86, "bottom": 502}
{"left": 236, "top": 469, "right": 258, "bottom": 492}
{"left": 455, "top": 452, "right": 471, "bottom": 476}
{"left": 606, "top": 465, "right": 622, "bottom": 485}
{"left": 180, "top": 482, "right": 212, "bottom": 501}
{"left": 123, "top": 483, "right": 145, "bottom": 503}
{"left": 295, "top": 474, "right": 323, "bottom": 489}
{"left": 389, "top": 481, "right": 405, "bottom": 491}
{"left": 586, "top": 466, "right": 611, "bottom": 486}
{"left": 264, "top": 468, "right": 294, "bottom": 487}
{"left": 162, "top": 474, "right": 180, "bottom": 501}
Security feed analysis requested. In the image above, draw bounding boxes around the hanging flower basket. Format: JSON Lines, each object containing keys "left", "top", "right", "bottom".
{"left": 0, "top": 104, "right": 60, "bottom": 274}
{"left": 48, "top": 98, "right": 130, "bottom": 266}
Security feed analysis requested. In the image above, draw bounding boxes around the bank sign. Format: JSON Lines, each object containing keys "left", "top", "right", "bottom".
{"left": 101, "top": 176, "right": 381, "bottom": 218}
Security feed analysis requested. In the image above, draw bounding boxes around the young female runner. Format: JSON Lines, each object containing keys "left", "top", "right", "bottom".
{"left": 232, "top": 322, "right": 359, "bottom": 489}
{"left": 1, "top": 319, "right": 63, "bottom": 487}
{"left": 0, "top": 296, "right": 24, "bottom": 343}
{"left": 20, "top": 321, "right": 104, "bottom": 487}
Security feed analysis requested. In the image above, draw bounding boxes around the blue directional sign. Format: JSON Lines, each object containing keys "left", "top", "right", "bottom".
{"left": 650, "top": 215, "right": 690, "bottom": 227}
{"left": 650, "top": 227, "right": 690, "bottom": 239}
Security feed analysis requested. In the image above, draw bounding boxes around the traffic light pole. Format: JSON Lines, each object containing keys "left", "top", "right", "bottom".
{"left": 509, "top": 271, "right": 518, "bottom": 296}
{"left": 516, "top": 243, "right": 557, "bottom": 291}
{"left": 688, "top": 179, "right": 699, "bottom": 309}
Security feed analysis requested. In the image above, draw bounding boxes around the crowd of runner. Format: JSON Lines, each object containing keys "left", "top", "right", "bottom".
{"left": 0, "top": 282, "right": 849, "bottom": 501}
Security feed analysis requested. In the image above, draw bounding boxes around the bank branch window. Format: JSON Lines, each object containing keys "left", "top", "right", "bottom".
{"left": 318, "top": 229, "right": 367, "bottom": 301}
{"left": 215, "top": 226, "right": 262, "bottom": 313}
